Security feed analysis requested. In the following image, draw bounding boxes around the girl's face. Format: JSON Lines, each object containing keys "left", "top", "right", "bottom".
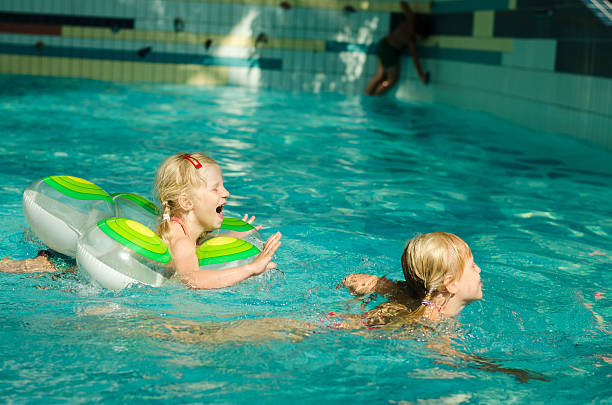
{"left": 452, "top": 254, "right": 483, "bottom": 304}
{"left": 191, "top": 165, "right": 230, "bottom": 231}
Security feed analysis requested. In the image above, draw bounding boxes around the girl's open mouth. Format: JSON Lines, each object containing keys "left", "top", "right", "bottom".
{"left": 216, "top": 204, "right": 224, "bottom": 219}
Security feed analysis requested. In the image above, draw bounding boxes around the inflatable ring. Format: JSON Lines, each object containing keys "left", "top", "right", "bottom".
{"left": 111, "top": 192, "right": 160, "bottom": 230}
{"left": 77, "top": 217, "right": 172, "bottom": 290}
{"left": 23, "top": 176, "right": 115, "bottom": 257}
{"left": 197, "top": 236, "right": 260, "bottom": 271}
{"left": 214, "top": 216, "right": 264, "bottom": 249}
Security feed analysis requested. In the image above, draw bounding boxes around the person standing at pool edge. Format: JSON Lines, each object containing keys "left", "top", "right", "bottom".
{"left": 155, "top": 152, "right": 282, "bottom": 289}
{"left": 365, "top": 1, "right": 430, "bottom": 96}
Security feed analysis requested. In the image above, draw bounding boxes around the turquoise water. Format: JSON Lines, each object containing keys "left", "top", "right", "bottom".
{"left": 1, "top": 75, "right": 611, "bottom": 403}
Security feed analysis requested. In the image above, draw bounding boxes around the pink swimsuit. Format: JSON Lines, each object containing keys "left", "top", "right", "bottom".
{"left": 171, "top": 217, "right": 190, "bottom": 240}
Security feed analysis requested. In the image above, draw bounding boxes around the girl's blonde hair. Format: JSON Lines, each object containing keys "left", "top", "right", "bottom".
{"left": 400, "top": 232, "right": 471, "bottom": 320}
{"left": 154, "top": 152, "right": 218, "bottom": 244}
{"left": 362, "top": 232, "right": 472, "bottom": 327}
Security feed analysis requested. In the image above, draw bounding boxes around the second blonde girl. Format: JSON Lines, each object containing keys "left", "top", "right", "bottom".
{"left": 155, "top": 152, "right": 282, "bottom": 289}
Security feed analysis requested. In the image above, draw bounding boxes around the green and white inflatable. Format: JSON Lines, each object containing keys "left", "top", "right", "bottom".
{"left": 111, "top": 192, "right": 160, "bottom": 230}
{"left": 197, "top": 236, "right": 260, "bottom": 271}
{"left": 22, "top": 176, "right": 114, "bottom": 256}
{"left": 213, "top": 216, "right": 264, "bottom": 249}
{"left": 77, "top": 217, "right": 171, "bottom": 290}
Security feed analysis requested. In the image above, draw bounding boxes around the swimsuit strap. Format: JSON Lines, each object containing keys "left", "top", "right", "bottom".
{"left": 171, "top": 217, "right": 190, "bottom": 240}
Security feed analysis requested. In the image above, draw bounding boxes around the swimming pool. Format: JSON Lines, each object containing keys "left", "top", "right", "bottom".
{"left": 0, "top": 75, "right": 610, "bottom": 403}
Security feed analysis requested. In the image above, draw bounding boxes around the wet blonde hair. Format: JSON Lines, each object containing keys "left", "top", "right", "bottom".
{"left": 400, "top": 232, "right": 471, "bottom": 319}
{"left": 361, "top": 232, "right": 472, "bottom": 327}
{"left": 154, "top": 152, "right": 218, "bottom": 244}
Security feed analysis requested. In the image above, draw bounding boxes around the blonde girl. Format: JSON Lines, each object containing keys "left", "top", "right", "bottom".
{"left": 337, "top": 232, "right": 482, "bottom": 325}
{"left": 155, "top": 152, "right": 282, "bottom": 289}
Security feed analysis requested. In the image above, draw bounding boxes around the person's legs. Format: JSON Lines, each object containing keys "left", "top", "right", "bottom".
{"left": 365, "top": 59, "right": 386, "bottom": 95}
{"left": 0, "top": 256, "right": 56, "bottom": 273}
{"left": 0, "top": 250, "right": 74, "bottom": 273}
{"left": 373, "top": 64, "right": 400, "bottom": 95}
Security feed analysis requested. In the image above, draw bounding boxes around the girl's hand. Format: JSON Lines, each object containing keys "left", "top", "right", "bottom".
{"left": 241, "top": 214, "right": 263, "bottom": 231}
{"left": 337, "top": 273, "right": 381, "bottom": 295}
{"left": 234, "top": 213, "right": 263, "bottom": 237}
{"left": 223, "top": 214, "right": 264, "bottom": 240}
{"left": 250, "top": 231, "right": 282, "bottom": 275}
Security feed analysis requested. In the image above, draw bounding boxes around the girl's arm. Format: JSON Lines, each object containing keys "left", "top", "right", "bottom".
{"left": 172, "top": 232, "right": 282, "bottom": 289}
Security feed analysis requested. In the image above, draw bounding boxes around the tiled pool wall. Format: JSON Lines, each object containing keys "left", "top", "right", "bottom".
{"left": 395, "top": 0, "right": 612, "bottom": 149}
{"left": 0, "top": 0, "right": 611, "bottom": 148}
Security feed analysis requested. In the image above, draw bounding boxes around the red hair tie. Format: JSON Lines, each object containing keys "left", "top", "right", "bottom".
{"left": 183, "top": 154, "right": 202, "bottom": 169}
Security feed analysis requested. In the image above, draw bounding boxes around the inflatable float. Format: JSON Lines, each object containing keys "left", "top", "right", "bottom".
{"left": 23, "top": 175, "right": 263, "bottom": 290}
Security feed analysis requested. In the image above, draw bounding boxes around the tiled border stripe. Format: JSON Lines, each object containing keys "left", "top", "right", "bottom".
{"left": 166, "top": 0, "right": 514, "bottom": 13}
{"left": 325, "top": 41, "right": 502, "bottom": 65}
{"left": 60, "top": 26, "right": 326, "bottom": 52}
{"left": 0, "top": 22, "right": 62, "bottom": 36}
{"left": 428, "top": 36, "right": 513, "bottom": 52}
{"left": 0, "top": 43, "right": 282, "bottom": 69}
{"left": 431, "top": 0, "right": 513, "bottom": 13}
{"left": 473, "top": 11, "right": 495, "bottom": 37}
{"left": 169, "top": 0, "right": 433, "bottom": 13}
{"left": 326, "top": 35, "right": 511, "bottom": 61}
{"left": 3, "top": 23, "right": 513, "bottom": 55}
{"left": 0, "top": 54, "right": 229, "bottom": 84}
{"left": 0, "top": 12, "right": 133, "bottom": 29}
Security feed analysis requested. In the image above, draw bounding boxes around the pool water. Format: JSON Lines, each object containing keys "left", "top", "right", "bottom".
{"left": 0, "top": 75, "right": 610, "bottom": 403}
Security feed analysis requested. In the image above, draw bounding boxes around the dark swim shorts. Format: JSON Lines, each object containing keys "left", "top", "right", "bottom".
{"left": 376, "top": 38, "right": 401, "bottom": 69}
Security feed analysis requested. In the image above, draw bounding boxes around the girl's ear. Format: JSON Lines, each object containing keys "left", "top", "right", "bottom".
{"left": 444, "top": 274, "right": 458, "bottom": 295}
{"left": 177, "top": 192, "right": 193, "bottom": 211}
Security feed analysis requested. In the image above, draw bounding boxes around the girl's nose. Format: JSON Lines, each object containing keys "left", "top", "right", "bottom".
{"left": 221, "top": 186, "right": 230, "bottom": 198}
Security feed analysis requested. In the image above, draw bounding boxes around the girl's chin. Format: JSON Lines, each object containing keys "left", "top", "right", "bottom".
{"left": 211, "top": 218, "right": 223, "bottom": 230}
{"left": 202, "top": 222, "right": 220, "bottom": 232}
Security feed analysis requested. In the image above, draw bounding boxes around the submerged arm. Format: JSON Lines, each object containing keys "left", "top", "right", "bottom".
{"left": 428, "top": 338, "right": 549, "bottom": 383}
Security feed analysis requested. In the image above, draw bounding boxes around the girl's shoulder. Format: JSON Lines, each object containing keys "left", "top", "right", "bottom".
{"left": 168, "top": 233, "right": 195, "bottom": 259}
